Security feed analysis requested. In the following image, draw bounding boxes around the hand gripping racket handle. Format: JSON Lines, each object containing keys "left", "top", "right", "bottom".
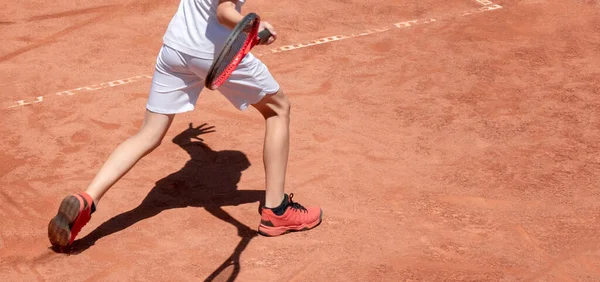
{"left": 257, "top": 29, "right": 272, "bottom": 44}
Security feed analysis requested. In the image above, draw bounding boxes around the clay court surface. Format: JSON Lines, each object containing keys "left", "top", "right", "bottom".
{"left": 2, "top": 0, "right": 600, "bottom": 280}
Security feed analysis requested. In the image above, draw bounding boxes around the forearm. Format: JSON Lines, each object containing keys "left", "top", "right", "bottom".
{"left": 216, "top": 0, "right": 244, "bottom": 29}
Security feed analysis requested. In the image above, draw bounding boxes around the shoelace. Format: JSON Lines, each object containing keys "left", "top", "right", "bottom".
{"left": 288, "top": 193, "right": 308, "bottom": 213}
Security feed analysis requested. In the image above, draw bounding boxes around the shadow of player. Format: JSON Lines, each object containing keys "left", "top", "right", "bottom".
{"left": 71, "top": 123, "right": 264, "bottom": 281}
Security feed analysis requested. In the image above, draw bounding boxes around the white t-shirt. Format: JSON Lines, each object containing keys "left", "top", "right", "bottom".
{"left": 162, "top": 0, "right": 245, "bottom": 59}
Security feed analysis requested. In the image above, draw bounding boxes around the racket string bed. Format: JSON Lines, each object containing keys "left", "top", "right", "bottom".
{"left": 215, "top": 32, "right": 249, "bottom": 80}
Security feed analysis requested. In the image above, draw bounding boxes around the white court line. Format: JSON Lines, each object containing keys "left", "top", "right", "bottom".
{"left": 8, "top": 75, "right": 152, "bottom": 108}
{"left": 266, "top": 18, "right": 438, "bottom": 54}
{"left": 475, "top": 0, "right": 494, "bottom": 5}
{"left": 267, "top": 4, "right": 502, "bottom": 54}
{"left": 6, "top": 3, "right": 503, "bottom": 109}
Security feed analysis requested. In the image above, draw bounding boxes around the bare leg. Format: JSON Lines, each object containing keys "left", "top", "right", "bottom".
{"left": 251, "top": 90, "right": 290, "bottom": 208}
{"left": 85, "top": 109, "right": 175, "bottom": 204}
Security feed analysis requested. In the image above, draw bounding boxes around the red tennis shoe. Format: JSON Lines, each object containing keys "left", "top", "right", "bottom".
{"left": 48, "top": 192, "right": 95, "bottom": 251}
{"left": 258, "top": 193, "right": 322, "bottom": 237}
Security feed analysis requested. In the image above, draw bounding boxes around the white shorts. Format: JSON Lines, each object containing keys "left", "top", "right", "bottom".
{"left": 145, "top": 44, "right": 280, "bottom": 114}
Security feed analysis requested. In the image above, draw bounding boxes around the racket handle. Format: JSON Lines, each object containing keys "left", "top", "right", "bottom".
{"left": 258, "top": 29, "right": 272, "bottom": 44}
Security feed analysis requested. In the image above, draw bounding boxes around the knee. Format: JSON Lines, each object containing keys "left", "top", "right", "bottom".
{"left": 269, "top": 90, "right": 290, "bottom": 119}
{"left": 148, "top": 138, "right": 162, "bottom": 150}
{"left": 277, "top": 90, "right": 291, "bottom": 118}
{"left": 253, "top": 89, "right": 291, "bottom": 120}
{"left": 134, "top": 131, "right": 164, "bottom": 152}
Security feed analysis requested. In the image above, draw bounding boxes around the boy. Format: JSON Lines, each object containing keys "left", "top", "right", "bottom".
{"left": 48, "top": 0, "right": 323, "bottom": 251}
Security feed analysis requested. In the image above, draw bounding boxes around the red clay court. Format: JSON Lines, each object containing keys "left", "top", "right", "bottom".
{"left": 2, "top": 0, "right": 600, "bottom": 281}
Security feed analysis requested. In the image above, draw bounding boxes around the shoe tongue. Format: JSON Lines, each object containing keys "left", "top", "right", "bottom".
{"left": 280, "top": 194, "right": 290, "bottom": 207}
{"left": 269, "top": 194, "right": 290, "bottom": 216}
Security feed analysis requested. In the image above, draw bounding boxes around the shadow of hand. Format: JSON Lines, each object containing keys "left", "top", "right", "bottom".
{"left": 172, "top": 122, "right": 216, "bottom": 144}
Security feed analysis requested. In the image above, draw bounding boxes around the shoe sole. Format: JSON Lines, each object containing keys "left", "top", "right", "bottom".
{"left": 258, "top": 210, "right": 323, "bottom": 237}
{"left": 48, "top": 195, "right": 81, "bottom": 249}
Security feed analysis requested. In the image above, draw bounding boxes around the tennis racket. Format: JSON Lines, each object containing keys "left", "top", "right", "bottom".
{"left": 205, "top": 12, "right": 272, "bottom": 90}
